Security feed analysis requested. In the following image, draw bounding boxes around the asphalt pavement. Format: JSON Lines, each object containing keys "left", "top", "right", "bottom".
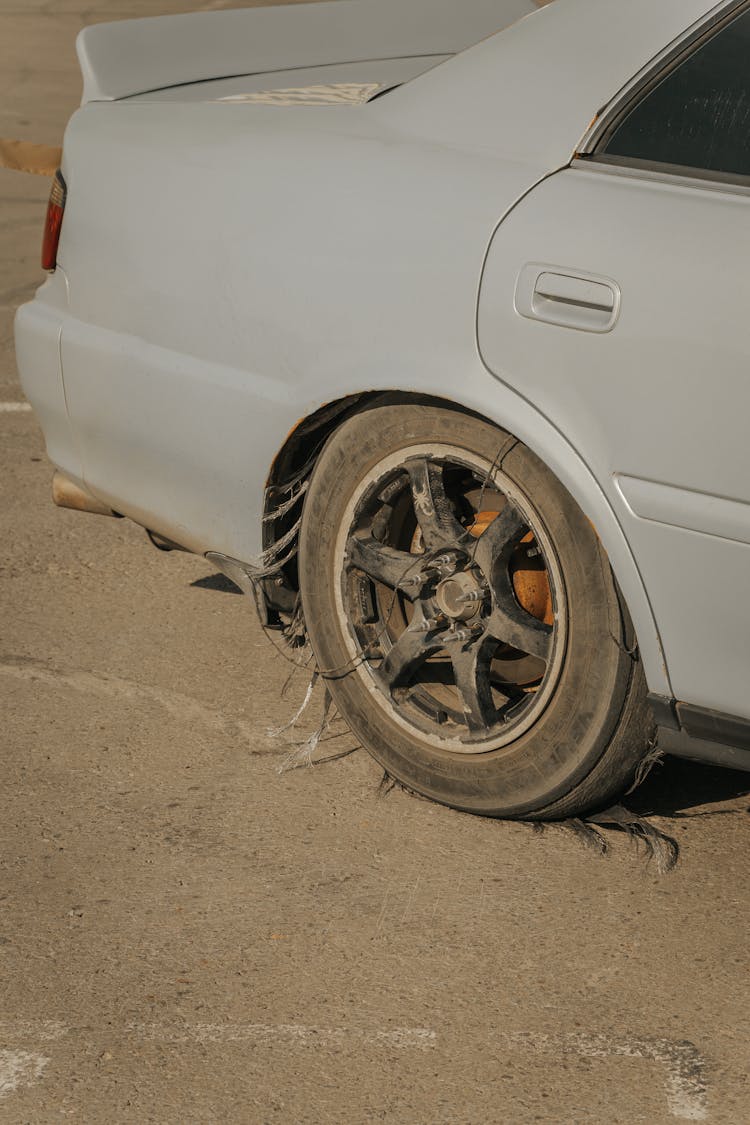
{"left": 1, "top": 2, "right": 748, "bottom": 1122}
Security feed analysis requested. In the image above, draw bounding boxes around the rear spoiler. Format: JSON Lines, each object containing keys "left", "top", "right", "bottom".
{"left": 76, "top": 0, "right": 537, "bottom": 104}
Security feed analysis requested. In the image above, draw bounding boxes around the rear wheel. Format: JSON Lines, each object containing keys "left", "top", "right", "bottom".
{"left": 298, "top": 403, "right": 653, "bottom": 819}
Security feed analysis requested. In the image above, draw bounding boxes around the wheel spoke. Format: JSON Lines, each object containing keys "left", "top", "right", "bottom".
{"left": 472, "top": 503, "right": 528, "bottom": 575}
{"left": 347, "top": 536, "right": 421, "bottom": 597}
{"left": 485, "top": 597, "right": 553, "bottom": 660}
{"left": 406, "top": 458, "right": 471, "bottom": 552}
{"left": 471, "top": 500, "right": 553, "bottom": 660}
{"left": 377, "top": 622, "right": 442, "bottom": 691}
{"left": 448, "top": 638, "right": 503, "bottom": 732}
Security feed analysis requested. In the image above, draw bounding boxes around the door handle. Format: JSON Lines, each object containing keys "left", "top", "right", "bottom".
{"left": 515, "top": 263, "right": 621, "bottom": 333}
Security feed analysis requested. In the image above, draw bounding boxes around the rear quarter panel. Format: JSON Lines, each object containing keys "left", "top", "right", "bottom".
{"left": 58, "top": 99, "right": 542, "bottom": 548}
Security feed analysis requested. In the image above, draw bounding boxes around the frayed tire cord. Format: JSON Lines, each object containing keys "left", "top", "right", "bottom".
{"left": 626, "top": 738, "right": 664, "bottom": 794}
{"left": 550, "top": 805, "right": 679, "bottom": 875}
{"left": 586, "top": 805, "right": 679, "bottom": 874}
{"left": 261, "top": 480, "right": 309, "bottom": 523}
{"left": 378, "top": 772, "right": 681, "bottom": 874}
{"left": 277, "top": 686, "right": 336, "bottom": 775}
{"left": 268, "top": 670, "right": 320, "bottom": 738}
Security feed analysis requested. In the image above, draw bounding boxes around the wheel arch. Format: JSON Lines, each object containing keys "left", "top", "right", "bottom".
{"left": 263, "top": 387, "right": 671, "bottom": 697}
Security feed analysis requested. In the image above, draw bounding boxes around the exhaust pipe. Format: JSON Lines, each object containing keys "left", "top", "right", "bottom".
{"left": 52, "top": 471, "right": 117, "bottom": 517}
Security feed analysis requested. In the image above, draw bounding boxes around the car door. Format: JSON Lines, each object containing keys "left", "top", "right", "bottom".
{"left": 478, "top": 3, "right": 750, "bottom": 721}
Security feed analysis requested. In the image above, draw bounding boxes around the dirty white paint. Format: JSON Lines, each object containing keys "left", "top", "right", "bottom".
{"left": 128, "top": 1022, "right": 437, "bottom": 1049}
{"left": 0, "top": 402, "right": 32, "bottom": 412}
{"left": 507, "top": 1032, "right": 709, "bottom": 1121}
{"left": 0, "top": 1050, "right": 50, "bottom": 1099}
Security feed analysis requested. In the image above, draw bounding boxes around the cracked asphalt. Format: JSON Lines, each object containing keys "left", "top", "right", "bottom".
{"left": 1, "top": 2, "right": 748, "bottom": 1122}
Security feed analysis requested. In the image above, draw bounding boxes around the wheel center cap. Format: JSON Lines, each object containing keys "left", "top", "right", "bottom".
{"left": 435, "top": 569, "right": 485, "bottom": 621}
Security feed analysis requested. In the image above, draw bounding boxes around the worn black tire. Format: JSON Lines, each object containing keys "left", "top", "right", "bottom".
{"left": 298, "top": 402, "right": 654, "bottom": 819}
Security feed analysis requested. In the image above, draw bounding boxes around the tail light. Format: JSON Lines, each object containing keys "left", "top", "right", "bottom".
{"left": 41, "top": 170, "right": 66, "bottom": 271}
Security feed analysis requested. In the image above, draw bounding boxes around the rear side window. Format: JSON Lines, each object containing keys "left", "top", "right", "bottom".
{"left": 600, "top": 8, "right": 750, "bottom": 179}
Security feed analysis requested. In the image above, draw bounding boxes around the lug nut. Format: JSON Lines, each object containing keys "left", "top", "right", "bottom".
{"left": 418, "top": 554, "right": 457, "bottom": 581}
{"left": 417, "top": 615, "right": 445, "bottom": 632}
{"left": 447, "top": 621, "right": 483, "bottom": 643}
{"left": 457, "top": 590, "right": 483, "bottom": 605}
{"left": 420, "top": 564, "right": 446, "bottom": 582}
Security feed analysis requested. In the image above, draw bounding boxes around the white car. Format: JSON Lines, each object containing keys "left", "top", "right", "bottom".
{"left": 16, "top": 0, "right": 750, "bottom": 818}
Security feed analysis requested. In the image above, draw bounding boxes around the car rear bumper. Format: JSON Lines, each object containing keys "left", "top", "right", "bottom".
{"left": 14, "top": 269, "right": 82, "bottom": 483}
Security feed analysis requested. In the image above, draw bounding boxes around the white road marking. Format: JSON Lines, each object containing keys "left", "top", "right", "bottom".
{"left": 0, "top": 1050, "right": 49, "bottom": 1099}
{"left": 0, "top": 1020, "right": 434, "bottom": 1103}
{"left": 0, "top": 1018, "right": 435, "bottom": 1052}
{"left": 0, "top": 1021, "right": 714, "bottom": 1116}
{"left": 0, "top": 655, "right": 264, "bottom": 748}
{"left": 128, "top": 1022, "right": 437, "bottom": 1049}
{"left": 0, "top": 402, "right": 31, "bottom": 412}
{"left": 507, "top": 1032, "right": 709, "bottom": 1121}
